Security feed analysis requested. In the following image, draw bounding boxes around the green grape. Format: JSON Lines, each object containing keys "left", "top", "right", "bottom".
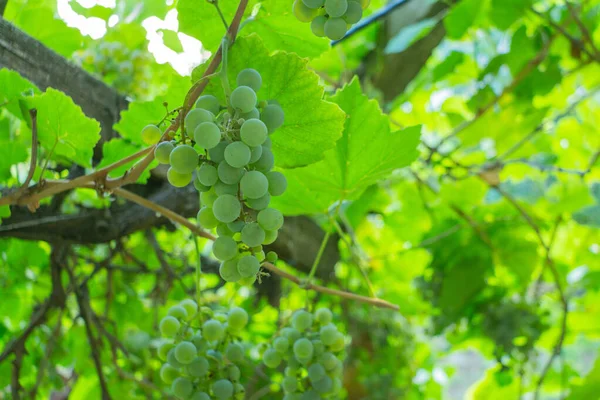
{"left": 218, "top": 161, "right": 244, "bottom": 184}
{"left": 174, "top": 341, "right": 197, "bottom": 364}
{"left": 187, "top": 356, "right": 209, "bottom": 377}
{"left": 303, "top": 0, "right": 325, "bottom": 8}
{"left": 141, "top": 124, "right": 162, "bottom": 145}
{"left": 170, "top": 145, "right": 198, "bottom": 174}
{"left": 325, "top": 0, "right": 347, "bottom": 17}
{"left": 312, "top": 376, "right": 333, "bottom": 394}
{"left": 212, "top": 379, "right": 234, "bottom": 400}
{"left": 155, "top": 141, "right": 174, "bottom": 164}
{"left": 228, "top": 307, "right": 249, "bottom": 330}
{"left": 263, "top": 348, "right": 282, "bottom": 368}
{"left": 158, "top": 342, "right": 174, "bottom": 361}
{"left": 282, "top": 376, "right": 298, "bottom": 393}
{"left": 320, "top": 324, "right": 338, "bottom": 346}
{"left": 180, "top": 299, "right": 198, "bottom": 318}
{"left": 263, "top": 136, "right": 273, "bottom": 148}
{"left": 230, "top": 86, "right": 257, "bottom": 113}
{"left": 266, "top": 251, "right": 278, "bottom": 263}
{"left": 185, "top": 108, "right": 214, "bottom": 133}
{"left": 191, "top": 392, "right": 211, "bottom": 400}
{"left": 168, "top": 305, "right": 188, "bottom": 320}
{"left": 194, "top": 177, "right": 211, "bottom": 192}
{"left": 215, "top": 180, "right": 239, "bottom": 196}
{"left": 209, "top": 141, "right": 228, "bottom": 163}
{"left": 301, "top": 390, "right": 320, "bottom": 400}
{"left": 262, "top": 229, "right": 278, "bottom": 245}
{"left": 172, "top": 377, "right": 194, "bottom": 400}
{"left": 228, "top": 220, "right": 246, "bottom": 233}
{"left": 225, "top": 142, "right": 251, "bottom": 168}
{"left": 285, "top": 366, "right": 298, "bottom": 377}
{"left": 229, "top": 365, "right": 242, "bottom": 381}
{"left": 287, "top": 356, "right": 301, "bottom": 369}
{"left": 226, "top": 343, "right": 244, "bottom": 362}
{"left": 257, "top": 208, "right": 284, "bottom": 231}
{"left": 251, "top": 146, "right": 274, "bottom": 172}
{"left": 168, "top": 168, "right": 193, "bottom": 188}
{"left": 220, "top": 258, "right": 242, "bottom": 282}
{"left": 194, "top": 122, "right": 221, "bottom": 149}
{"left": 249, "top": 145, "right": 263, "bottom": 163}
{"left": 329, "top": 332, "right": 345, "bottom": 352}
{"left": 202, "top": 319, "right": 225, "bottom": 342}
{"left": 237, "top": 255, "right": 260, "bottom": 278}
{"left": 217, "top": 223, "right": 234, "bottom": 237}
{"left": 292, "top": 310, "right": 313, "bottom": 332}
{"left": 308, "top": 363, "right": 326, "bottom": 383}
{"left": 320, "top": 352, "right": 338, "bottom": 371}
{"left": 241, "top": 223, "right": 266, "bottom": 247}
{"left": 213, "top": 194, "right": 242, "bottom": 223}
{"left": 260, "top": 104, "right": 285, "bottom": 133}
{"left": 167, "top": 348, "right": 183, "bottom": 369}
{"left": 160, "top": 363, "right": 179, "bottom": 384}
{"left": 242, "top": 108, "right": 260, "bottom": 120}
{"left": 293, "top": 0, "right": 318, "bottom": 22}
{"left": 190, "top": 333, "right": 207, "bottom": 351}
{"left": 284, "top": 394, "right": 302, "bottom": 400}
{"left": 236, "top": 68, "right": 262, "bottom": 92}
{"left": 311, "top": 15, "right": 327, "bottom": 37}
{"left": 331, "top": 377, "right": 342, "bottom": 393}
{"left": 197, "top": 207, "right": 219, "bottom": 229}
{"left": 240, "top": 119, "right": 268, "bottom": 147}
{"left": 213, "top": 236, "right": 238, "bottom": 261}
{"left": 246, "top": 193, "right": 271, "bottom": 211}
{"left": 239, "top": 275, "right": 257, "bottom": 286}
{"left": 234, "top": 382, "right": 245, "bottom": 399}
{"left": 274, "top": 337, "right": 290, "bottom": 353}
{"left": 240, "top": 171, "right": 269, "bottom": 199}
{"left": 293, "top": 338, "right": 314, "bottom": 359}
{"left": 282, "top": 327, "right": 302, "bottom": 342}
{"left": 215, "top": 312, "right": 228, "bottom": 323}
{"left": 255, "top": 250, "right": 266, "bottom": 262}
{"left": 198, "top": 163, "right": 218, "bottom": 186}
{"left": 324, "top": 17, "right": 347, "bottom": 40}
{"left": 195, "top": 94, "right": 220, "bottom": 115}
{"left": 201, "top": 190, "right": 218, "bottom": 207}
{"left": 160, "top": 316, "right": 180, "bottom": 337}
{"left": 343, "top": 0, "right": 362, "bottom": 23}
{"left": 315, "top": 308, "right": 333, "bottom": 325}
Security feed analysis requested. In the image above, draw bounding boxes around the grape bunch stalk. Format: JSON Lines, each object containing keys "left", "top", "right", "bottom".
{"left": 263, "top": 308, "right": 346, "bottom": 399}
{"left": 157, "top": 299, "right": 250, "bottom": 399}
{"left": 151, "top": 68, "right": 287, "bottom": 285}
{"left": 293, "top": 0, "right": 370, "bottom": 40}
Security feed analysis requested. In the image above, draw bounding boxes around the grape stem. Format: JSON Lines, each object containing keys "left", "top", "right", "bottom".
{"left": 211, "top": 0, "right": 230, "bottom": 33}
{"left": 193, "top": 234, "right": 203, "bottom": 310}
{"left": 305, "top": 230, "right": 332, "bottom": 284}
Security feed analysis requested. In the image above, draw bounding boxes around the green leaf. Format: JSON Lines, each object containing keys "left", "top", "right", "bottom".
{"left": 0, "top": 69, "right": 40, "bottom": 119}
{"left": 0, "top": 205, "right": 11, "bottom": 223}
{"left": 444, "top": 0, "right": 486, "bottom": 39}
{"left": 385, "top": 18, "right": 439, "bottom": 54}
{"left": 160, "top": 29, "right": 184, "bottom": 53}
{"left": 69, "top": 2, "right": 113, "bottom": 20}
{"left": 469, "top": 366, "right": 520, "bottom": 399}
{"left": 27, "top": 88, "right": 101, "bottom": 168}
{"left": 96, "top": 139, "right": 154, "bottom": 183}
{"left": 565, "top": 352, "right": 600, "bottom": 400}
{"left": 272, "top": 78, "right": 421, "bottom": 215}
{"left": 489, "top": 0, "right": 533, "bottom": 30}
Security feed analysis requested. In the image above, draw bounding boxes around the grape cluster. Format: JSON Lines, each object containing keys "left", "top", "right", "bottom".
{"left": 263, "top": 308, "right": 346, "bottom": 399}
{"left": 154, "top": 69, "right": 287, "bottom": 284}
{"left": 292, "top": 0, "right": 369, "bottom": 40}
{"left": 157, "top": 299, "right": 250, "bottom": 399}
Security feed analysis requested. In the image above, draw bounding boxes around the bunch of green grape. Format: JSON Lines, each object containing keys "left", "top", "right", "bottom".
{"left": 154, "top": 68, "right": 287, "bottom": 285}
{"left": 262, "top": 308, "right": 346, "bottom": 399}
{"left": 157, "top": 299, "right": 250, "bottom": 399}
{"left": 292, "top": 0, "right": 370, "bottom": 40}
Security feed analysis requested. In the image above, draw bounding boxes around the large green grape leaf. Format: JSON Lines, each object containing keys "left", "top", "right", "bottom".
{"left": 96, "top": 139, "right": 155, "bottom": 183}
{"left": 196, "top": 34, "right": 346, "bottom": 168}
{"left": 444, "top": 0, "right": 487, "bottom": 39}
{"left": 0, "top": 69, "right": 40, "bottom": 119}
{"left": 489, "top": 0, "right": 533, "bottom": 30}
{"left": 27, "top": 88, "right": 101, "bottom": 168}
{"left": 272, "top": 78, "right": 421, "bottom": 215}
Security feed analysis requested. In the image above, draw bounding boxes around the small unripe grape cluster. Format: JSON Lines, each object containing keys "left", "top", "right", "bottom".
{"left": 154, "top": 69, "right": 287, "bottom": 284}
{"left": 263, "top": 308, "right": 346, "bottom": 399}
{"left": 293, "top": 0, "right": 370, "bottom": 40}
{"left": 157, "top": 299, "right": 250, "bottom": 399}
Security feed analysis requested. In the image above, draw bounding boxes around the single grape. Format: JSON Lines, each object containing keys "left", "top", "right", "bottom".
{"left": 141, "top": 124, "right": 162, "bottom": 145}
{"left": 220, "top": 258, "right": 242, "bottom": 282}
{"left": 293, "top": 338, "right": 314, "bottom": 359}
{"left": 158, "top": 342, "right": 174, "bottom": 361}
{"left": 282, "top": 376, "right": 298, "bottom": 393}
{"left": 234, "top": 382, "right": 245, "bottom": 399}
{"left": 209, "top": 141, "right": 228, "bottom": 163}
{"left": 315, "top": 308, "right": 333, "bottom": 325}
{"left": 191, "top": 392, "right": 211, "bottom": 400}
{"left": 301, "top": 390, "right": 320, "bottom": 400}
{"left": 213, "top": 194, "right": 242, "bottom": 223}
{"left": 230, "top": 86, "right": 257, "bottom": 113}
{"left": 225, "top": 142, "right": 251, "bottom": 168}
{"left": 308, "top": 363, "right": 326, "bottom": 383}
{"left": 240, "top": 119, "right": 268, "bottom": 147}
{"left": 155, "top": 141, "right": 174, "bottom": 164}
{"left": 172, "top": 377, "right": 194, "bottom": 399}
{"left": 240, "top": 171, "right": 269, "bottom": 199}
{"left": 197, "top": 207, "right": 219, "bottom": 229}
{"left": 266, "top": 251, "right": 278, "bottom": 263}
{"left": 215, "top": 181, "right": 238, "bottom": 196}
{"left": 282, "top": 327, "right": 302, "bottom": 342}
{"left": 168, "top": 168, "right": 192, "bottom": 188}
{"left": 217, "top": 161, "right": 244, "bottom": 184}
{"left": 160, "top": 363, "right": 179, "bottom": 384}
{"left": 293, "top": 0, "right": 318, "bottom": 22}
{"left": 212, "top": 379, "right": 234, "bottom": 400}
{"left": 229, "top": 365, "right": 242, "bottom": 381}
{"left": 170, "top": 145, "right": 198, "bottom": 174}
{"left": 273, "top": 337, "right": 290, "bottom": 353}
{"left": 312, "top": 376, "right": 333, "bottom": 394}
{"left": 260, "top": 104, "right": 285, "bottom": 133}
{"left": 249, "top": 145, "right": 263, "bottom": 163}
{"left": 325, "top": 17, "right": 347, "bottom": 40}
{"left": 202, "top": 319, "right": 225, "bottom": 342}
{"left": 329, "top": 332, "right": 345, "bottom": 352}
{"left": 242, "top": 108, "right": 260, "bottom": 120}
{"left": 241, "top": 223, "right": 266, "bottom": 247}
{"left": 180, "top": 299, "right": 198, "bottom": 318}
{"left": 343, "top": 0, "right": 362, "bottom": 23}
{"left": 201, "top": 190, "right": 218, "bottom": 207}
{"left": 311, "top": 15, "right": 327, "bottom": 37}
{"left": 213, "top": 236, "right": 238, "bottom": 261}
{"left": 174, "top": 341, "right": 197, "bottom": 364}
{"left": 160, "top": 316, "right": 180, "bottom": 337}
{"left": 325, "top": 0, "right": 347, "bottom": 17}
{"left": 195, "top": 94, "right": 220, "bottom": 115}
{"left": 168, "top": 305, "right": 188, "bottom": 320}
{"left": 236, "top": 68, "right": 262, "bottom": 92}
{"left": 226, "top": 343, "right": 244, "bottom": 362}
{"left": 194, "top": 122, "right": 221, "bottom": 149}
{"left": 239, "top": 275, "right": 257, "bottom": 286}
{"left": 246, "top": 193, "right": 271, "bottom": 211}
{"left": 320, "top": 352, "right": 338, "bottom": 371}
{"left": 194, "top": 177, "right": 211, "bottom": 192}
{"left": 185, "top": 108, "right": 214, "bottom": 133}
{"left": 237, "top": 255, "right": 260, "bottom": 278}
{"left": 187, "top": 356, "right": 209, "bottom": 377}
{"left": 251, "top": 146, "right": 274, "bottom": 172}
{"left": 303, "top": 0, "right": 325, "bottom": 8}
{"left": 265, "top": 171, "right": 287, "bottom": 196}
{"left": 263, "top": 348, "right": 282, "bottom": 368}
{"left": 198, "top": 163, "right": 218, "bottom": 186}
{"left": 217, "top": 223, "right": 234, "bottom": 237}
{"left": 257, "top": 208, "right": 284, "bottom": 231}
{"left": 228, "top": 307, "right": 249, "bottom": 330}
{"left": 320, "top": 324, "right": 338, "bottom": 346}
{"left": 227, "top": 220, "right": 246, "bottom": 233}
{"left": 292, "top": 310, "right": 313, "bottom": 332}
{"left": 285, "top": 366, "right": 298, "bottom": 377}
{"left": 263, "top": 136, "right": 272, "bottom": 148}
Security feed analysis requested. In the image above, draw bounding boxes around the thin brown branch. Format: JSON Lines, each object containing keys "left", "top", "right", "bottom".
{"left": 565, "top": 2, "right": 600, "bottom": 58}
{"left": 11, "top": 345, "right": 24, "bottom": 400}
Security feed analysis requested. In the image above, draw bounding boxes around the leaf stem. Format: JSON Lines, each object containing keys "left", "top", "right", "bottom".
{"left": 306, "top": 229, "right": 332, "bottom": 283}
